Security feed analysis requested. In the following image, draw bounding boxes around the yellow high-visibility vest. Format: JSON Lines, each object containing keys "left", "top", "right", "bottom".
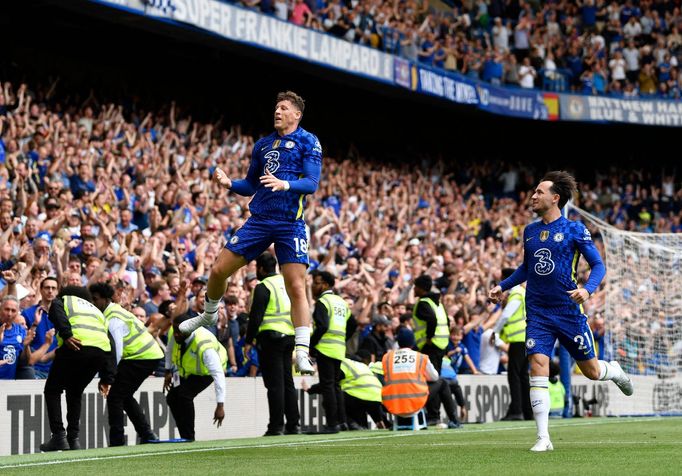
{"left": 340, "top": 358, "right": 382, "bottom": 402}
{"left": 500, "top": 286, "right": 526, "bottom": 344}
{"left": 104, "top": 303, "right": 163, "bottom": 360}
{"left": 412, "top": 297, "right": 449, "bottom": 350}
{"left": 59, "top": 295, "right": 110, "bottom": 351}
{"left": 256, "top": 275, "right": 294, "bottom": 336}
{"left": 315, "top": 292, "right": 350, "bottom": 360}
{"left": 172, "top": 327, "right": 227, "bottom": 378}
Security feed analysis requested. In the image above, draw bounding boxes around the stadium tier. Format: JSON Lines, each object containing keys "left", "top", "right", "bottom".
{"left": 87, "top": 0, "right": 682, "bottom": 126}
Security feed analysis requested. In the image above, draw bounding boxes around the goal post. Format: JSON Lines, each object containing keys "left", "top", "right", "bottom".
{"left": 564, "top": 204, "right": 682, "bottom": 415}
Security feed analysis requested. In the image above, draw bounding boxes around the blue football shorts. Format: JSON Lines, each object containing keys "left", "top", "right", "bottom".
{"left": 525, "top": 313, "right": 596, "bottom": 361}
{"left": 225, "top": 216, "right": 309, "bottom": 266}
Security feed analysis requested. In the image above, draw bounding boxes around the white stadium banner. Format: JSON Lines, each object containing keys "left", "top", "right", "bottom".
{"left": 559, "top": 93, "right": 682, "bottom": 126}
{"left": 3, "top": 374, "right": 680, "bottom": 455}
{"left": 95, "top": 0, "right": 395, "bottom": 83}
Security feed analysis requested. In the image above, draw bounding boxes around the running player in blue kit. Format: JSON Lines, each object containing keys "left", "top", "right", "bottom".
{"left": 489, "top": 171, "right": 633, "bottom": 452}
{"left": 179, "top": 91, "right": 321, "bottom": 374}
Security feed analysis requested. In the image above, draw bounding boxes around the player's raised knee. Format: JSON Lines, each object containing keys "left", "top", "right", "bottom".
{"left": 578, "top": 360, "right": 601, "bottom": 380}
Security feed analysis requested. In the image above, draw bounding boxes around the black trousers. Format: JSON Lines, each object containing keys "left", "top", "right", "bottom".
{"left": 43, "top": 346, "right": 109, "bottom": 438}
{"left": 107, "top": 359, "right": 160, "bottom": 445}
{"left": 420, "top": 343, "right": 446, "bottom": 374}
{"left": 447, "top": 380, "right": 466, "bottom": 407}
{"left": 315, "top": 352, "right": 345, "bottom": 428}
{"left": 257, "top": 332, "right": 300, "bottom": 432}
{"left": 166, "top": 375, "right": 213, "bottom": 440}
{"left": 420, "top": 343, "right": 446, "bottom": 420}
{"left": 427, "top": 378, "right": 458, "bottom": 423}
{"left": 507, "top": 342, "right": 532, "bottom": 419}
{"left": 344, "top": 393, "right": 386, "bottom": 428}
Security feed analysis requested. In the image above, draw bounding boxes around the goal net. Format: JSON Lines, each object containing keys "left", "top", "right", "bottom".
{"left": 568, "top": 204, "right": 682, "bottom": 414}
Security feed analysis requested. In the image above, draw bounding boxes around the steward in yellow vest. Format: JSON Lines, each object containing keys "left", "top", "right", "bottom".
{"left": 165, "top": 314, "right": 227, "bottom": 441}
{"left": 41, "top": 286, "right": 115, "bottom": 452}
{"left": 243, "top": 252, "right": 300, "bottom": 436}
{"left": 309, "top": 270, "right": 352, "bottom": 433}
{"left": 90, "top": 282, "right": 163, "bottom": 447}
{"left": 412, "top": 275, "right": 449, "bottom": 374}
{"left": 340, "top": 355, "right": 389, "bottom": 429}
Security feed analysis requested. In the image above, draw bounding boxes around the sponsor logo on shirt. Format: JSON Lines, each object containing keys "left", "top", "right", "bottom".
{"left": 264, "top": 151, "right": 280, "bottom": 174}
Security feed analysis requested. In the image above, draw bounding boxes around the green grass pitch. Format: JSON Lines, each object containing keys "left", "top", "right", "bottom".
{"left": 1, "top": 417, "right": 681, "bottom": 475}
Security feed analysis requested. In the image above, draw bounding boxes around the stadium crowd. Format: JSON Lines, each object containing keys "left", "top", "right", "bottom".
{"left": 238, "top": 0, "right": 682, "bottom": 97}
{"left": 0, "top": 78, "right": 680, "bottom": 386}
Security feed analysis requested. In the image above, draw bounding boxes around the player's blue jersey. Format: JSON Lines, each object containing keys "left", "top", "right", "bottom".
{"left": 503, "top": 216, "right": 606, "bottom": 319}
{"left": 242, "top": 127, "right": 322, "bottom": 222}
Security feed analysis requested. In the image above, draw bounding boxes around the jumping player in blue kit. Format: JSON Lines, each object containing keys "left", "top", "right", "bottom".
{"left": 179, "top": 91, "right": 320, "bottom": 375}
{"left": 489, "top": 171, "right": 633, "bottom": 452}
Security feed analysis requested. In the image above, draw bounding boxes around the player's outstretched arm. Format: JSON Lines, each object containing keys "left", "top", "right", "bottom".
{"left": 213, "top": 168, "right": 232, "bottom": 189}
{"left": 499, "top": 265, "right": 528, "bottom": 292}
{"left": 488, "top": 285, "right": 504, "bottom": 303}
{"left": 223, "top": 157, "right": 260, "bottom": 196}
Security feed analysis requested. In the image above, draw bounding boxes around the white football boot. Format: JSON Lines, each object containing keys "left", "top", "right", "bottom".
{"left": 530, "top": 437, "right": 554, "bottom": 452}
{"left": 178, "top": 311, "right": 218, "bottom": 334}
{"left": 295, "top": 351, "right": 315, "bottom": 375}
{"left": 610, "top": 361, "right": 634, "bottom": 396}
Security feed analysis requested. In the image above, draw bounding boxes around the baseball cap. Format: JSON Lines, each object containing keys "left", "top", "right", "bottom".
{"left": 396, "top": 327, "right": 416, "bottom": 348}
{"left": 245, "top": 272, "right": 258, "bottom": 282}
{"left": 192, "top": 276, "right": 208, "bottom": 285}
{"left": 372, "top": 314, "right": 391, "bottom": 326}
{"left": 408, "top": 238, "right": 420, "bottom": 246}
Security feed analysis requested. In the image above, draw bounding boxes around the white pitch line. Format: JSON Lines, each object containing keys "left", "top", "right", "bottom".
{"left": 313, "top": 440, "right": 682, "bottom": 448}
{"left": 0, "top": 417, "right": 668, "bottom": 469}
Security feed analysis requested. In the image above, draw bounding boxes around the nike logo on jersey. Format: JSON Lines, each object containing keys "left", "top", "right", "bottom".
{"left": 260, "top": 146, "right": 268, "bottom": 151}
{"left": 526, "top": 237, "right": 533, "bottom": 242}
